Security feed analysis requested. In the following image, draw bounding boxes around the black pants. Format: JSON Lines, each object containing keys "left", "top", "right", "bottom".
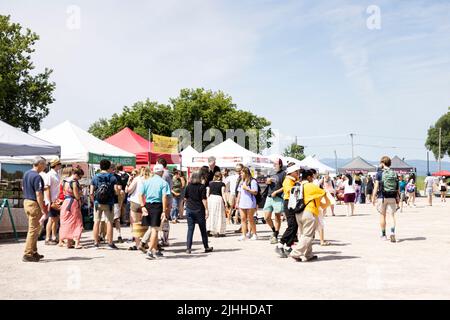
{"left": 186, "top": 208, "right": 209, "bottom": 250}
{"left": 280, "top": 200, "right": 298, "bottom": 246}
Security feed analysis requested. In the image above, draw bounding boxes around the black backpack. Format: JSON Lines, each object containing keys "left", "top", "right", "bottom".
{"left": 253, "top": 179, "right": 263, "bottom": 205}
{"left": 95, "top": 174, "right": 113, "bottom": 204}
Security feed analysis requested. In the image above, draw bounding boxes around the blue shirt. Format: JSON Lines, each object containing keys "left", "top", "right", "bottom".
{"left": 91, "top": 173, "right": 118, "bottom": 205}
{"left": 140, "top": 175, "right": 171, "bottom": 204}
{"left": 399, "top": 181, "right": 406, "bottom": 193}
{"left": 23, "top": 169, "right": 44, "bottom": 201}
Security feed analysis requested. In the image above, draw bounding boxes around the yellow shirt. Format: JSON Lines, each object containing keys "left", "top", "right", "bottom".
{"left": 283, "top": 176, "right": 297, "bottom": 200}
{"left": 303, "top": 182, "right": 327, "bottom": 216}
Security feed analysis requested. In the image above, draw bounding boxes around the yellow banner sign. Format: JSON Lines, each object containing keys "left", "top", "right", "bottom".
{"left": 152, "top": 134, "right": 179, "bottom": 154}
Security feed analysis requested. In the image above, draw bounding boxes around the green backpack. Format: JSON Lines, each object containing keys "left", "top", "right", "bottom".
{"left": 381, "top": 168, "right": 398, "bottom": 197}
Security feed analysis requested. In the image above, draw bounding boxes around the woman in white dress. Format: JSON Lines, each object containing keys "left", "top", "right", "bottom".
{"left": 207, "top": 171, "right": 227, "bottom": 237}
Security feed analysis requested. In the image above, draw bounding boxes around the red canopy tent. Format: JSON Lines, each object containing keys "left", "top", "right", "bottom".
{"left": 104, "top": 128, "right": 181, "bottom": 166}
{"left": 432, "top": 170, "right": 450, "bottom": 177}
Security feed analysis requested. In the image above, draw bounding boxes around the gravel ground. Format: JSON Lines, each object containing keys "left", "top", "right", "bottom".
{"left": 1, "top": 197, "right": 449, "bottom": 300}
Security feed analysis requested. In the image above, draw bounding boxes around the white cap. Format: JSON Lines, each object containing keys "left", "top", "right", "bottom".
{"left": 286, "top": 165, "right": 300, "bottom": 174}
{"left": 153, "top": 164, "right": 164, "bottom": 173}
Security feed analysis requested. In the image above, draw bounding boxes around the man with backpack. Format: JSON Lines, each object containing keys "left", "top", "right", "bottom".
{"left": 90, "top": 159, "right": 120, "bottom": 250}
{"left": 372, "top": 156, "right": 399, "bottom": 243}
{"left": 113, "top": 164, "right": 129, "bottom": 243}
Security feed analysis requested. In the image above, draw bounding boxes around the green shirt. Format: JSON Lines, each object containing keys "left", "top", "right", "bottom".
{"left": 172, "top": 176, "right": 182, "bottom": 194}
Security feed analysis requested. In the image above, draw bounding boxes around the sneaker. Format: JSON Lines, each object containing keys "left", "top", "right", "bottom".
{"left": 204, "top": 247, "right": 214, "bottom": 253}
{"left": 22, "top": 255, "right": 40, "bottom": 262}
{"left": 285, "top": 247, "right": 293, "bottom": 255}
{"left": 390, "top": 234, "right": 396, "bottom": 243}
{"left": 275, "top": 246, "right": 288, "bottom": 258}
{"left": 117, "top": 236, "right": 124, "bottom": 243}
{"left": 155, "top": 250, "right": 164, "bottom": 258}
{"left": 33, "top": 253, "right": 44, "bottom": 260}
{"left": 138, "top": 243, "right": 147, "bottom": 253}
{"left": 107, "top": 243, "right": 119, "bottom": 250}
{"left": 45, "top": 240, "right": 56, "bottom": 245}
{"left": 238, "top": 235, "right": 246, "bottom": 241}
{"left": 250, "top": 234, "right": 258, "bottom": 241}
{"left": 186, "top": 249, "right": 192, "bottom": 254}
{"left": 304, "top": 255, "right": 318, "bottom": 262}
{"left": 270, "top": 236, "right": 278, "bottom": 244}
{"left": 380, "top": 236, "right": 388, "bottom": 241}
{"left": 146, "top": 252, "right": 156, "bottom": 260}
{"left": 246, "top": 232, "right": 251, "bottom": 238}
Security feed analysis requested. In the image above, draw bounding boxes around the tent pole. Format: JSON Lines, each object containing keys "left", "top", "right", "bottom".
{"left": 148, "top": 128, "right": 151, "bottom": 167}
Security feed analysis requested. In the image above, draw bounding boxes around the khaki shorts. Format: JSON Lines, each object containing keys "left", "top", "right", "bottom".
{"left": 94, "top": 204, "right": 114, "bottom": 223}
{"left": 376, "top": 198, "right": 398, "bottom": 215}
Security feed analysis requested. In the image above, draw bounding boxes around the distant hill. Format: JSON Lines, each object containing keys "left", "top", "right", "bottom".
{"left": 320, "top": 158, "right": 450, "bottom": 176}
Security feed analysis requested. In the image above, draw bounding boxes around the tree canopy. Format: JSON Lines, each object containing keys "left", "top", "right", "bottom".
{"left": 425, "top": 107, "right": 450, "bottom": 160}
{"left": 0, "top": 15, "right": 55, "bottom": 132}
{"left": 283, "top": 143, "right": 305, "bottom": 161}
{"left": 89, "top": 88, "right": 272, "bottom": 152}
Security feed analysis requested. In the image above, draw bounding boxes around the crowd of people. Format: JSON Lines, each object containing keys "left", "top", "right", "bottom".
{"left": 20, "top": 155, "right": 448, "bottom": 263}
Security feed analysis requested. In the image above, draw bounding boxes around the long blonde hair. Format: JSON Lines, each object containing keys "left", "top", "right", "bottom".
{"left": 140, "top": 166, "right": 152, "bottom": 180}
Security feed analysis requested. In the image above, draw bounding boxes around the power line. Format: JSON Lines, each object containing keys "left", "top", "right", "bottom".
{"left": 355, "top": 134, "right": 424, "bottom": 141}
{"left": 355, "top": 144, "right": 425, "bottom": 150}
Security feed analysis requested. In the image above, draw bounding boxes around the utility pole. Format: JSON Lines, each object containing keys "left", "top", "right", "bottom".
{"left": 350, "top": 133, "right": 355, "bottom": 158}
{"left": 295, "top": 135, "right": 298, "bottom": 146}
{"left": 438, "top": 127, "right": 442, "bottom": 171}
{"left": 334, "top": 150, "right": 338, "bottom": 174}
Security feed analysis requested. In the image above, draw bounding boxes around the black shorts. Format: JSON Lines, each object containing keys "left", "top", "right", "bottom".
{"left": 141, "top": 202, "right": 163, "bottom": 227}
{"left": 48, "top": 208, "right": 60, "bottom": 218}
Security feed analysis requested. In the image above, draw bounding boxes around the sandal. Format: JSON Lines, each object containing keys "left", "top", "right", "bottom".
{"left": 320, "top": 241, "right": 331, "bottom": 246}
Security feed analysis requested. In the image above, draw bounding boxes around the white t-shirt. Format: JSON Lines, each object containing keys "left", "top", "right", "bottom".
{"left": 343, "top": 180, "right": 356, "bottom": 194}
{"left": 129, "top": 176, "right": 143, "bottom": 204}
{"left": 46, "top": 169, "right": 61, "bottom": 202}
{"left": 39, "top": 172, "right": 50, "bottom": 205}
{"left": 424, "top": 176, "right": 435, "bottom": 189}
{"left": 228, "top": 174, "right": 240, "bottom": 196}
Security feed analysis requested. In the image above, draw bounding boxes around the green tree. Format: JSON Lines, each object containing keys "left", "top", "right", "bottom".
{"left": 170, "top": 88, "right": 272, "bottom": 151}
{"left": 88, "top": 99, "right": 173, "bottom": 140}
{"left": 89, "top": 88, "right": 272, "bottom": 152}
{"left": 283, "top": 143, "right": 305, "bottom": 161}
{"left": 0, "top": 15, "right": 55, "bottom": 132}
{"left": 425, "top": 107, "right": 450, "bottom": 160}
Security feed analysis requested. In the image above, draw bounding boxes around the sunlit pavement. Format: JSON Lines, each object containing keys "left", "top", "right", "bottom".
{"left": 1, "top": 197, "right": 449, "bottom": 300}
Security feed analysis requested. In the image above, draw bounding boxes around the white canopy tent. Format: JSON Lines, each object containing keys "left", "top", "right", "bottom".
{"left": 298, "top": 155, "right": 336, "bottom": 174}
{"left": 0, "top": 120, "right": 61, "bottom": 157}
{"left": 34, "top": 121, "right": 136, "bottom": 166}
{"left": 190, "top": 139, "right": 273, "bottom": 169}
{"left": 180, "top": 146, "right": 200, "bottom": 169}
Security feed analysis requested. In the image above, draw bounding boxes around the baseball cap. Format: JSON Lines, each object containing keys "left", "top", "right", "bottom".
{"left": 286, "top": 165, "right": 300, "bottom": 174}
{"left": 153, "top": 164, "right": 164, "bottom": 173}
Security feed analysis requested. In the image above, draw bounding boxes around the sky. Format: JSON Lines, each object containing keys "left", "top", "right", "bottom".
{"left": 2, "top": 0, "right": 450, "bottom": 161}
